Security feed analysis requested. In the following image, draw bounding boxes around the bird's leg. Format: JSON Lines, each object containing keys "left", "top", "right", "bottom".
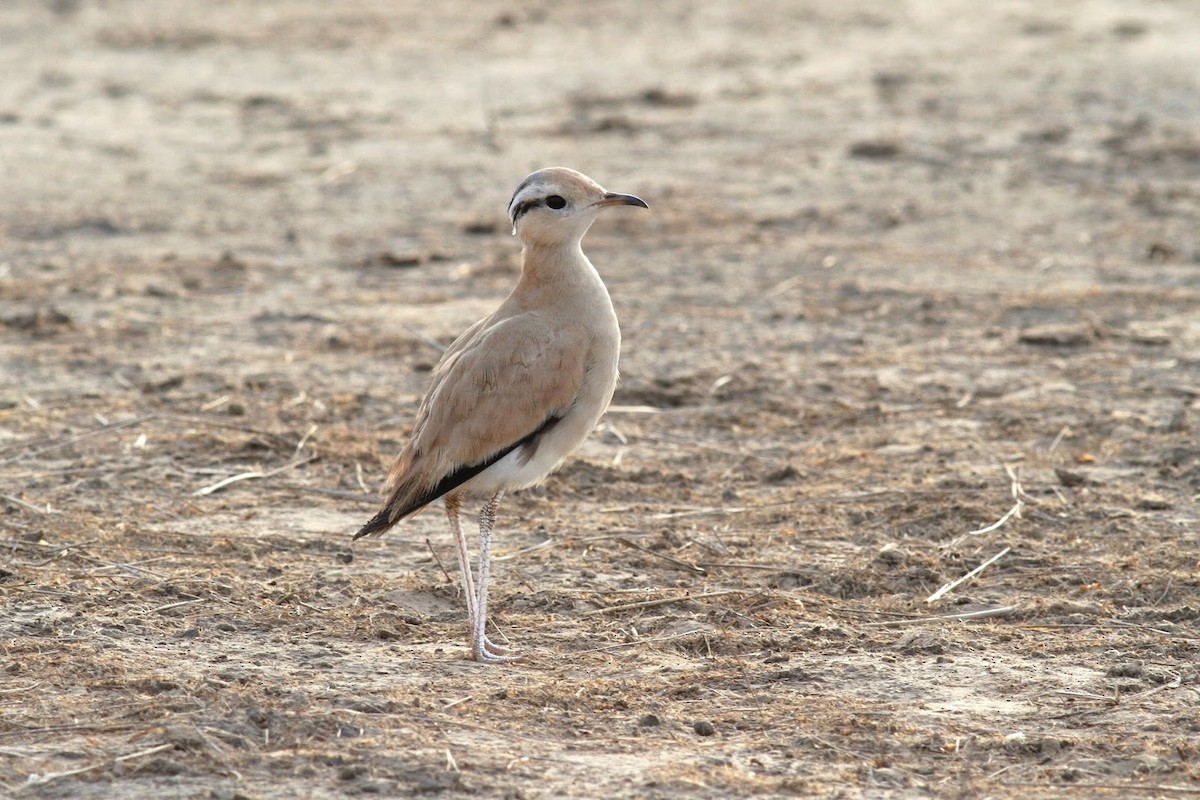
{"left": 451, "top": 493, "right": 514, "bottom": 661}
{"left": 471, "top": 490, "right": 524, "bottom": 663}
{"left": 444, "top": 494, "right": 477, "bottom": 624}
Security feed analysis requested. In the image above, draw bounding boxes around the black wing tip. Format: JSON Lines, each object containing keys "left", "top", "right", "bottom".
{"left": 353, "top": 509, "right": 393, "bottom": 540}
{"left": 353, "top": 412, "right": 565, "bottom": 541}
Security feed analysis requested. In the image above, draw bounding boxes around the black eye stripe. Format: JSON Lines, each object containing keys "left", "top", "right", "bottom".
{"left": 510, "top": 194, "right": 570, "bottom": 223}
{"left": 511, "top": 198, "right": 539, "bottom": 222}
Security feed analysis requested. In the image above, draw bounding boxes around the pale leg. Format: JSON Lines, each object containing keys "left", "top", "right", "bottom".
{"left": 448, "top": 493, "right": 519, "bottom": 662}
{"left": 445, "top": 494, "right": 479, "bottom": 624}
{"left": 471, "top": 490, "right": 524, "bottom": 663}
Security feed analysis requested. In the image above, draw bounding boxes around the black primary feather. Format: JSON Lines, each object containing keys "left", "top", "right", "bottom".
{"left": 353, "top": 413, "right": 563, "bottom": 540}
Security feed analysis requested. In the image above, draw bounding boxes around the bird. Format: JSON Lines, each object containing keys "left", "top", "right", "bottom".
{"left": 354, "top": 167, "right": 648, "bottom": 664}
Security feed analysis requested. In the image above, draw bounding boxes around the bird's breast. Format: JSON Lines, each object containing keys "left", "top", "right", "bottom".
{"left": 463, "top": 284, "right": 620, "bottom": 497}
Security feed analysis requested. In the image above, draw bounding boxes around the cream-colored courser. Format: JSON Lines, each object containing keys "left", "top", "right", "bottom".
{"left": 354, "top": 167, "right": 647, "bottom": 663}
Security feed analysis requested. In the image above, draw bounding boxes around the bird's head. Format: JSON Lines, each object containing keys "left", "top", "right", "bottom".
{"left": 507, "top": 167, "right": 647, "bottom": 248}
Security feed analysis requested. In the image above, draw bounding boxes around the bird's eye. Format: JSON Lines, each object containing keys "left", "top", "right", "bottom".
{"left": 545, "top": 195, "right": 566, "bottom": 210}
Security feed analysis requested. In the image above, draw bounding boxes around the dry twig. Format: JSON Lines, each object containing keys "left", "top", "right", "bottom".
{"left": 426, "top": 537, "right": 454, "bottom": 584}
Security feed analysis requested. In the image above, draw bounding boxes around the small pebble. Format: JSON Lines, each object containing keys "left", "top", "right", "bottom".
{"left": 638, "top": 714, "right": 660, "bottom": 728}
{"left": 693, "top": 720, "right": 716, "bottom": 737}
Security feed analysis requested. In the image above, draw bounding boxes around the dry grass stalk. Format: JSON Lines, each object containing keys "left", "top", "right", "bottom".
{"left": 925, "top": 546, "right": 1012, "bottom": 603}
{"left": 575, "top": 627, "right": 709, "bottom": 654}
{"left": 192, "top": 452, "right": 317, "bottom": 497}
{"left": 945, "top": 465, "right": 1028, "bottom": 548}
{"left": 18, "top": 742, "right": 174, "bottom": 790}
{"left": 616, "top": 537, "right": 707, "bottom": 574}
{"left": 860, "top": 605, "right": 1016, "bottom": 627}
{"left": 582, "top": 589, "right": 743, "bottom": 616}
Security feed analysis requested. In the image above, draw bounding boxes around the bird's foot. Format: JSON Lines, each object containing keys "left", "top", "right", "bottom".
{"left": 470, "top": 635, "right": 526, "bottom": 664}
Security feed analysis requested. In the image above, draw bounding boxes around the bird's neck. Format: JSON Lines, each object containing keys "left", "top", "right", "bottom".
{"left": 517, "top": 240, "right": 593, "bottom": 286}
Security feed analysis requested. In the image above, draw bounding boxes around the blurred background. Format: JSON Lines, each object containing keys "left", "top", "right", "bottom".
{"left": 4, "top": 0, "right": 1197, "bottom": 282}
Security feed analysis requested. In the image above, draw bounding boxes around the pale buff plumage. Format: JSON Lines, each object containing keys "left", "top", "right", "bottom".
{"left": 354, "top": 167, "right": 647, "bottom": 663}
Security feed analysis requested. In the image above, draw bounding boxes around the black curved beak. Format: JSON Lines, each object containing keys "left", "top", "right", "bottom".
{"left": 595, "top": 192, "right": 649, "bottom": 209}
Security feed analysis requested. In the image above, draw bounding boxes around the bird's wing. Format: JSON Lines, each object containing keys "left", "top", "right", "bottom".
{"left": 373, "top": 310, "right": 588, "bottom": 521}
{"left": 414, "top": 310, "right": 587, "bottom": 469}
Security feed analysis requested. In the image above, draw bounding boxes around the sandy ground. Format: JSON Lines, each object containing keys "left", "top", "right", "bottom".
{"left": 2, "top": 0, "right": 1199, "bottom": 797}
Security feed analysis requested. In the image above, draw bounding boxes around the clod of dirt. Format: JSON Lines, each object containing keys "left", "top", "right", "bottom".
{"left": 354, "top": 781, "right": 396, "bottom": 794}
{"left": 334, "top": 698, "right": 403, "bottom": 714}
{"left": 1147, "top": 242, "right": 1177, "bottom": 262}
{"left": 1022, "top": 124, "right": 1072, "bottom": 143}
{"left": 1054, "top": 468, "right": 1093, "bottom": 487}
{"left": 1002, "top": 732, "right": 1064, "bottom": 755}
{"left": 135, "top": 757, "right": 189, "bottom": 776}
{"left": 762, "top": 464, "right": 800, "bottom": 484}
{"left": 405, "top": 769, "right": 460, "bottom": 793}
{"left": 638, "top": 714, "right": 660, "bottom": 728}
{"left": 462, "top": 219, "right": 499, "bottom": 235}
{"left": 214, "top": 251, "right": 246, "bottom": 271}
{"left": 1003, "top": 731, "right": 1029, "bottom": 752}
{"left": 339, "top": 764, "right": 368, "bottom": 780}
{"left": 590, "top": 115, "right": 636, "bottom": 133}
{"left": 1018, "top": 324, "right": 1094, "bottom": 347}
{"left": 848, "top": 139, "right": 902, "bottom": 159}
{"left": 875, "top": 543, "right": 908, "bottom": 566}
{"left": 693, "top": 720, "right": 716, "bottom": 737}
{"left": 766, "top": 667, "right": 817, "bottom": 682}
{"left": 1136, "top": 495, "right": 1172, "bottom": 510}
{"left": 2, "top": 306, "right": 73, "bottom": 334}
{"left": 360, "top": 251, "right": 423, "bottom": 268}
{"left": 163, "top": 725, "right": 207, "bottom": 752}
{"left": 873, "top": 70, "right": 910, "bottom": 98}
{"left": 1112, "top": 20, "right": 1149, "bottom": 39}
{"left": 640, "top": 87, "right": 698, "bottom": 107}
{"left": 137, "top": 374, "right": 186, "bottom": 394}
{"left": 894, "top": 631, "right": 946, "bottom": 655}
{"left": 867, "top": 767, "right": 908, "bottom": 787}
{"left": 246, "top": 706, "right": 282, "bottom": 730}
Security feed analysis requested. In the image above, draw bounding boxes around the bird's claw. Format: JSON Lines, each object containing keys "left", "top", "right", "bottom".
{"left": 472, "top": 635, "right": 526, "bottom": 664}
